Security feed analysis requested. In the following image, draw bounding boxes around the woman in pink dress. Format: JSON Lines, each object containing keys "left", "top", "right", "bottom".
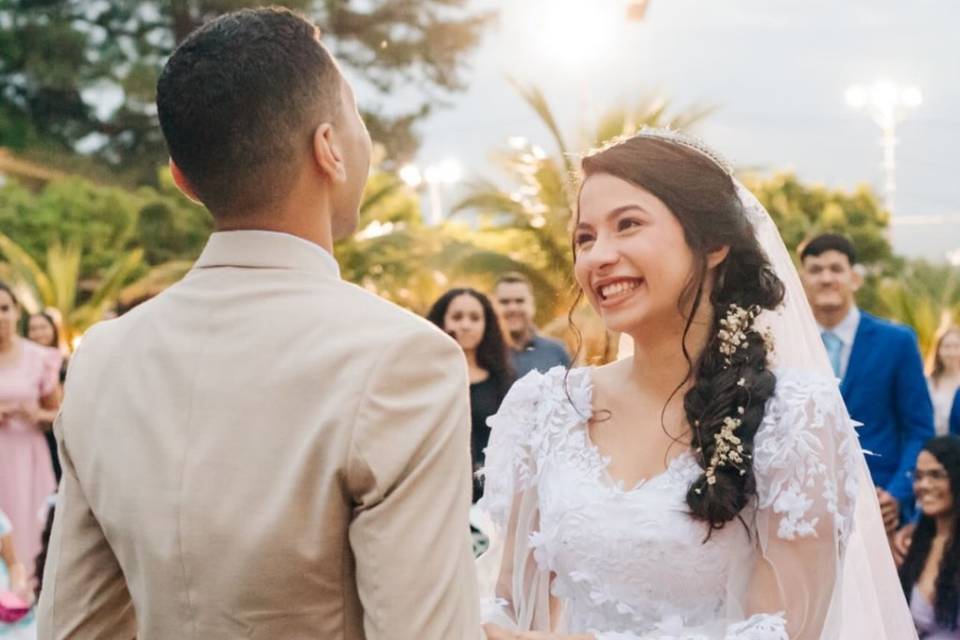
{"left": 0, "top": 283, "right": 61, "bottom": 579}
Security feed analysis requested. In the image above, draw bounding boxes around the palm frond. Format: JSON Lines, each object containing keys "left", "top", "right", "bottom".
{"left": 0, "top": 231, "right": 55, "bottom": 304}
{"left": 45, "top": 241, "right": 81, "bottom": 313}
{"left": 70, "top": 249, "right": 146, "bottom": 329}
{"left": 508, "top": 78, "right": 575, "bottom": 176}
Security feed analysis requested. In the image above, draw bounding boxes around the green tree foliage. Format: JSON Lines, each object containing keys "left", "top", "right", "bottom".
{"left": 741, "top": 172, "right": 893, "bottom": 264}
{"left": 0, "top": 178, "right": 142, "bottom": 277}
{"left": 741, "top": 172, "right": 898, "bottom": 317}
{"left": 0, "top": 171, "right": 209, "bottom": 342}
{"left": 0, "top": 0, "right": 493, "bottom": 183}
{"left": 0, "top": 173, "right": 211, "bottom": 278}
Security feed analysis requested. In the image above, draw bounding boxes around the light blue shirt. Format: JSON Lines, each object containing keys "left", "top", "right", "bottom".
{"left": 817, "top": 306, "right": 861, "bottom": 380}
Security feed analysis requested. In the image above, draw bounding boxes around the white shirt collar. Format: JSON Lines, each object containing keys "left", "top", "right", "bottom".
{"left": 818, "top": 306, "right": 860, "bottom": 346}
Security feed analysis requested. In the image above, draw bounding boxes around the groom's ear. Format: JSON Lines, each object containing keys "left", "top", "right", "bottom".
{"left": 707, "top": 245, "right": 731, "bottom": 269}
{"left": 312, "top": 123, "right": 347, "bottom": 184}
{"left": 169, "top": 160, "right": 202, "bottom": 204}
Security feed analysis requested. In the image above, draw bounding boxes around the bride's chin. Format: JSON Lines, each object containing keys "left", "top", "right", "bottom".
{"left": 601, "top": 310, "right": 646, "bottom": 336}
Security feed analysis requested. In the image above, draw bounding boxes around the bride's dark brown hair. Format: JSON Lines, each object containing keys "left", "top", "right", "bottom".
{"left": 575, "top": 135, "right": 785, "bottom": 531}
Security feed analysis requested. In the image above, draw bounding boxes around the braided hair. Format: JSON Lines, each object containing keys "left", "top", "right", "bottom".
{"left": 578, "top": 136, "right": 785, "bottom": 531}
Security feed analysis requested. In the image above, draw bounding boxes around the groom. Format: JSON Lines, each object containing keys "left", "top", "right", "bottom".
{"left": 38, "top": 8, "right": 479, "bottom": 639}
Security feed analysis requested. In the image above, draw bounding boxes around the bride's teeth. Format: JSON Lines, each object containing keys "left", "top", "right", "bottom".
{"left": 600, "top": 280, "right": 639, "bottom": 298}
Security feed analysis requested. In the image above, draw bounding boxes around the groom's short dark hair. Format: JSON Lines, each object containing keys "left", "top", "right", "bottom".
{"left": 157, "top": 7, "right": 342, "bottom": 217}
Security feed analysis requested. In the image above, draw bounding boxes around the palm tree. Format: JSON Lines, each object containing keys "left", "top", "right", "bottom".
{"left": 452, "top": 81, "right": 712, "bottom": 361}
{"left": 0, "top": 232, "right": 188, "bottom": 349}
{"left": 875, "top": 260, "right": 960, "bottom": 356}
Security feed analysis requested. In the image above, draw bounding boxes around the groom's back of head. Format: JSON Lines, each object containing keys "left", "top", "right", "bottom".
{"left": 157, "top": 7, "right": 341, "bottom": 218}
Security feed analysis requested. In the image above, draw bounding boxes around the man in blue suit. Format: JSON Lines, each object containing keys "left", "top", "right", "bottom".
{"left": 800, "top": 234, "right": 934, "bottom": 534}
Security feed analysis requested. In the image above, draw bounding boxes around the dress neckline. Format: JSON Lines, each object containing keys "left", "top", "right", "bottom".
{"left": 574, "top": 367, "right": 699, "bottom": 494}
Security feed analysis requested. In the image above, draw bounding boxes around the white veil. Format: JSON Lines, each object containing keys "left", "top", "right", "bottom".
{"left": 734, "top": 181, "right": 915, "bottom": 638}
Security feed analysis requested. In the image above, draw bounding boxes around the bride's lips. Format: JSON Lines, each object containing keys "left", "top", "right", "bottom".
{"left": 594, "top": 276, "right": 645, "bottom": 308}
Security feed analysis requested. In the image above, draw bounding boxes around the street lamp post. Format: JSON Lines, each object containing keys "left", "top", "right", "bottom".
{"left": 399, "top": 159, "right": 463, "bottom": 225}
{"left": 846, "top": 81, "right": 923, "bottom": 215}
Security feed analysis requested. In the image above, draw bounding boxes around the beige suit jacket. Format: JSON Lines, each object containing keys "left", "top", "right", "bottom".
{"left": 37, "top": 230, "right": 480, "bottom": 639}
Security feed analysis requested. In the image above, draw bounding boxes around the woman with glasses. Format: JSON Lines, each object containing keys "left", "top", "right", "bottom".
{"left": 899, "top": 435, "right": 960, "bottom": 637}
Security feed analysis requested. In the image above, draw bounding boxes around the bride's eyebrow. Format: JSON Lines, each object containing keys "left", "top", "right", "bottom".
{"left": 576, "top": 205, "right": 649, "bottom": 231}
{"left": 606, "top": 204, "right": 649, "bottom": 219}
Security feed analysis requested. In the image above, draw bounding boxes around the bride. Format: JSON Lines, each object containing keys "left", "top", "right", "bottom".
{"left": 476, "top": 130, "right": 916, "bottom": 639}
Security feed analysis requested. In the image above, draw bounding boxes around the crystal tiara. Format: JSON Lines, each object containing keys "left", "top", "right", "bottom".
{"left": 631, "top": 127, "right": 734, "bottom": 176}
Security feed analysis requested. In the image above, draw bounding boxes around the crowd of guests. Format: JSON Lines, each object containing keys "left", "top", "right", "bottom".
{"left": 3, "top": 231, "right": 960, "bottom": 635}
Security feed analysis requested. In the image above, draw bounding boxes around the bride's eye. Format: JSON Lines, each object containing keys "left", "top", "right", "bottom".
{"left": 617, "top": 217, "right": 643, "bottom": 231}
{"left": 574, "top": 232, "right": 595, "bottom": 247}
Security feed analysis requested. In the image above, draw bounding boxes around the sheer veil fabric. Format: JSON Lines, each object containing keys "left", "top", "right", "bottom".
{"left": 474, "top": 152, "right": 916, "bottom": 638}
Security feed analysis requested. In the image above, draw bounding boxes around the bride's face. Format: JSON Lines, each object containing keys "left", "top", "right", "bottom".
{"left": 574, "top": 173, "right": 698, "bottom": 335}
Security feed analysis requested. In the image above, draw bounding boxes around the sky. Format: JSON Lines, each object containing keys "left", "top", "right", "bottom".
{"left": 388, "top": 0, "right": 960, "bottom": 261}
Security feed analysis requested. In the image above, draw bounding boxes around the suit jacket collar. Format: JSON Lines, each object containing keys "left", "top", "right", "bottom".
{"left": 841, "top": 310, "right": 878, "bottom": 395}
{"left": 193, "top": 230, "right": 340, "bottom": 277}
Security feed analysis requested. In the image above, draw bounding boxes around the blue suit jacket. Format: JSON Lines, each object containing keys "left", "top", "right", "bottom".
{"left": 840, "top": 311, "right": 934, "bottom": 505}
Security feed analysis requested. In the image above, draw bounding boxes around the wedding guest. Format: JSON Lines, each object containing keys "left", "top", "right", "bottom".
{"left": 493, "top": 272, "right": 570, "bottom": 376}
{"left": 24, "top": 311, "right": 67, "bottom": 482}
{"left": 800, "top": 233, "right": 934, "bottom": 532}
{"left": 928, "top": 326, "right": 960, "bottom": 436}
{"left": 0, "top": 283, "right": 61, "bottom": 579}
{"left": 428, "top": 288, "right": 513, "bottom": 502}
{"left": 899, "top": 436, "right": 960, "bottom": 637}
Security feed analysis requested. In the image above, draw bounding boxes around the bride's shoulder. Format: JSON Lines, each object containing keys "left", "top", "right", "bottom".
{"left": 770, "top": 367, "right": 840, "bottom": 398}
{"left": 501, "top": 365, "right": 591, "bottom": 412}
{"left": 486, "top": 365, "right": 591, "bottom": 450}
{"left": 760, "top": 367, "right": 847, "bottom": 426}
{"left": 755, "top": 366, "right": 855, "bottom": 469}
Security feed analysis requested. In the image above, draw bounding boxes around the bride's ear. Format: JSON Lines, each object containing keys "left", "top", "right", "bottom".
{"left": 707, "top": 245, "right": 731, "bottom": 269}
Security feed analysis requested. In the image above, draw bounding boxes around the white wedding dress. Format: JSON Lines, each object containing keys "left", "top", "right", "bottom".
{"left": 477, "top": 365, "right": 859, "bottom": 639}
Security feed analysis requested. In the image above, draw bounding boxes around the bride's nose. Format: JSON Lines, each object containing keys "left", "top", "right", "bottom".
{"left": 580, "top": 234, "right": 621, "bottom": 272}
